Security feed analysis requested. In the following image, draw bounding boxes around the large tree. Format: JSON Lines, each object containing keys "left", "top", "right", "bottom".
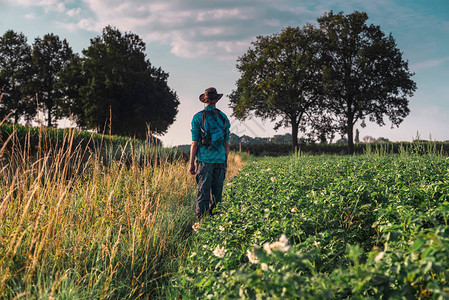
{"left": 32, "top": 33, "right": 74, "bottom": 127}
{"left": 318, "top": 11, "right": 416, "bottom": 153}
{"left": 56, "top": 53, "right": 87, "bottom": 127}
{"left": 0, "top": 30, "right": 35, "bottom": 123}
{"left": 79, "top": 26, "right": 179, "bottom": 139}
{"left": 229, "top": 26, "right": 323, "bottom": 150}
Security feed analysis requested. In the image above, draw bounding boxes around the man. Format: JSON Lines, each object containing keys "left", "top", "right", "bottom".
{"left": 190, "top": 87, "right": 230, "bottom": 220}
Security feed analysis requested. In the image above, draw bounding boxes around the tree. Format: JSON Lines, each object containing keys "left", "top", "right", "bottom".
{"left": 80, "top": 26, "right": 179, "bottom": 138}
{"left": 336, "top": 136, "right": 348, "bottom": 144}
{"left": 32, "top": 33, "right": 74, "bottom": 127}
{"left": 318, "top": 11, "right": 416, "bottom": 154}
{"left": 56, "top": 53, "right": 87, "bottom": 128}
{"left": 0, "top": 30, "right": 35, "bottom": 123}
{"left": 229, "top": 26, "right": 322, "bottom": 150}
{"left": 272, "top": 133, "right": 292, "bottom": 143}
{"left": 302, "top": 111, "right": 336, "bottom": 144}
{"left": 363, "top": 135, "right": 375, "bottom": 143}
{"left": 376, "top": 137, "right": 390, "bottom": 143}
{"left": 355, "top": 128, "right": 360, "bottom": 143}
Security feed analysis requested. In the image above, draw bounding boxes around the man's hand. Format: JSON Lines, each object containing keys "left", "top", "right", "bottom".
{"left": 189, "top": 163, "right": 196, "bottom": 175}
{"left": 189, "top": 141, "right": 199, "bottom": 175}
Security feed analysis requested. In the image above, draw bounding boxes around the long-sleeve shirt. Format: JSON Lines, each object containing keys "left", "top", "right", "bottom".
{"left": 191, "top": 106, "right": 230, "bottom": 163}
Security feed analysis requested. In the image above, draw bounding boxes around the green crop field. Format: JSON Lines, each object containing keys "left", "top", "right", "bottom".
{"left": 170, "top": 151, "right": 449, "bottom": 299}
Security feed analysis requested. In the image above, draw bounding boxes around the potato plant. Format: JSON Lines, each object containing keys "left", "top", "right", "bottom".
{"left": 172, "top": 154, "right": 449, "bottom": 299}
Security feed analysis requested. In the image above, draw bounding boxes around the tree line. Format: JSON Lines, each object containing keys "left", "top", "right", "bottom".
{"left": 230, "top": 11, "right": 417, "bottom": 154}
{"left": 0, "top": 26, "right": 179, "bottom": 139}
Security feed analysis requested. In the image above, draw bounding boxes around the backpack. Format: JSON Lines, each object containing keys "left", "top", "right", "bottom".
{"left": 199, "top": 109, "right": 226, "bottom": 149}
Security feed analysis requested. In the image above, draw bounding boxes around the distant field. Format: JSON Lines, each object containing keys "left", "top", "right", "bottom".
{"left": 171, "top": 151, "right": 449, "bottom": 298}
{"left": 177, "top": 141, "right": 449, "bottom": 157}
{"left": 228, "top": 141, "right": 449, "bottom": 156}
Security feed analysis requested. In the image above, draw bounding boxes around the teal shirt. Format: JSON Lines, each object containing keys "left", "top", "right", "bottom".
{"left": 191, "top": 106, "right": 230, "bottom": 163}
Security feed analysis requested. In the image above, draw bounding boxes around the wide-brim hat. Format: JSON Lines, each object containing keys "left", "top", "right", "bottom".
{"left": 199, "top": 87, "right": 223, "bottom": 103}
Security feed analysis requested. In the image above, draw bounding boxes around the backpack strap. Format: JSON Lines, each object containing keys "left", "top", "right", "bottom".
{"left": 214, "top": 109, "right": 226, "bottom": 125}
{"left": 199, "top": 109, "right": 227, "bottom": 148}
{"left": 200, "top": 109, "right": 226, "bottom": 134}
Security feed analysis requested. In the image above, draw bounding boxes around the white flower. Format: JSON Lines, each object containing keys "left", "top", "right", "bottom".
{"left": 314, "top": 241, "right": 320, "bottom": 247}
{"left": 291, "top": 207, "right": 298, "bottom": 213}
{"left": 270, "top": 177, "right": 276, "bottom": 182}
{"left": 267, "top": 168, "right": 271, "bottom": 171}
{"left": 279, "top": 234, "right": 288, "bottom": 245}
{"left": 247, "top": 250, "right": 259, "bottom": 264}
{"left": 261, "top": 263, "right": 268, "bottom": 271}
{"left": 219, "top": 225, "right": 225, "bottom": 231}
{"left": 264, "top": 208, "right": 270, "bottom": 213}
{"left": 374, "top": 251, "right": 385, "bottom": 263}
{"left": 192, "top": 222, "right": 200, "bottom": 232}
{"left": 263, "top": 242, "right": 272, "bottom": 254}
{"left": 263, "top": 234, "right": 290, "bottom": 254}
{"left": 269, "top": 241, "right": 290, "bottom": 252}
{"left": 213, "top": 245, "right": 226, "bottom": 258}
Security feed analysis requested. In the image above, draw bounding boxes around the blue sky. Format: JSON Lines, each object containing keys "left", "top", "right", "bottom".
{"left": 1, "top": 0, "right": 448, "bottom": 145}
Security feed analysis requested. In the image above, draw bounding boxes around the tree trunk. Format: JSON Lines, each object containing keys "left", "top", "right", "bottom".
{"left": 47, "top": 107, "right": 52, "bottom": 127}
{"left": 291, "top": 120, "right": 299, "bottom": 152}
{"left": 347, "top": 120, "right": 354, "bottom": 155}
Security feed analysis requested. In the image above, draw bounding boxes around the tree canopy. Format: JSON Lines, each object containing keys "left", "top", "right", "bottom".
{"left": 318, "top": 11, "right": 416, "bottom": 153}
{"left": 229, "top": 25, "right": 322, "bottom": 150}
{"left": 78, "top": 26, "right": 179, "bottom": 139}
{"left": 0, "top": 27, "right": 179, "bottom": 142}
{"left": 32, "top": 33, "right": 74, "bottom": 127}
{"left": 230, "top": 11, "right": 416, "bottom": 153}
{"left": 56, "top": 53, "right": 86, "bottom": 127}
{"left": 0, "top": 30, "right": 34, "bottom": 123}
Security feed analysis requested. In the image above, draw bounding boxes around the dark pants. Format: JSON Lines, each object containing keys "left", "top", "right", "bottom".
{"left": 195, "top": 161, "right": 226, "bottom": 219}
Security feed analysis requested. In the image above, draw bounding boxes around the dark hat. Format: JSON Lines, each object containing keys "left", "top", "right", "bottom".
{"left": 199, "top": 87, "right": 223, "bottom": 103}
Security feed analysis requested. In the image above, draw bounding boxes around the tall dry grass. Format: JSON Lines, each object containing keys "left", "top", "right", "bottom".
{"left": 0, "top": 125, "right": 244, "bottom": 299}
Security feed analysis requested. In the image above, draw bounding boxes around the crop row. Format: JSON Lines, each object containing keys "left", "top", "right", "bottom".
{"left": 171, "top": 154, "right": 449, "bottom": 298}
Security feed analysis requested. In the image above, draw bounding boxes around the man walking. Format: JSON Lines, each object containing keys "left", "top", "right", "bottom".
{"left": 190, "top": 87, "right": 230, "bottom": 220}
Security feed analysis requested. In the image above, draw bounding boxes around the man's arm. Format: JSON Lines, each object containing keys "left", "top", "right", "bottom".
{"left": 189, "top": 141, "right": 199, "bottom": 175}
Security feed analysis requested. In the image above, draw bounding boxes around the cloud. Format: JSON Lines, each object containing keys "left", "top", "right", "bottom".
{"left": 411, "top": 57, "right": 449, "bottom": 71}
{"left": 3, "top": 0, "right": 67, "bottom": 13}
{"left": 9, "top": 0, "right": 444, "bottom": 62}
{"left": 67, "top": 7, "right": 82, "bottom": 18}
{"left": 78, "top": 0, "right": 435, "bottom": 60}
{"left": 69, "top": 0, "right": 318, "bottom": 59}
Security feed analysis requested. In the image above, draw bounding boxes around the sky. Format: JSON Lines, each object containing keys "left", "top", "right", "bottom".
{"left": 1, "top": 0, "right": 448, "bottom": 146}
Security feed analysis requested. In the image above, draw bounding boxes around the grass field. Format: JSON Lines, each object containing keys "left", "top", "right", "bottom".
{"left": 170, "top": 149, "right": 449, "bottom": 299}
{"left": 0, "top": 126, "right": 243, "bottom": 299}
